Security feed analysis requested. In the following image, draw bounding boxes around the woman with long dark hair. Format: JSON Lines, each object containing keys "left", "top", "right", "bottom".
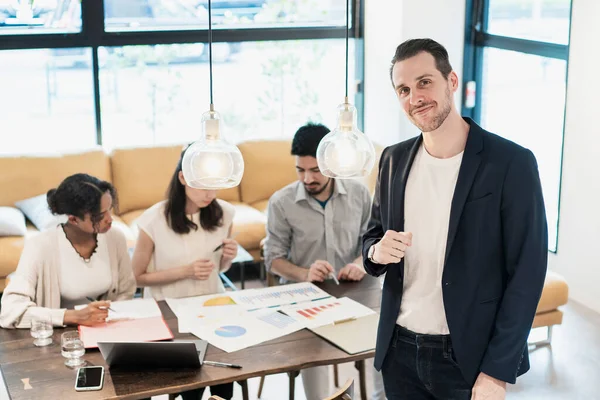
{"left": 132, "top": 149, "right": 238, "bottom": 300}
{"left": 0, "top": 173, "right": 136, "bottom": 329}
{"left": 132, "top": 149, "right": 238, "bottom": 400}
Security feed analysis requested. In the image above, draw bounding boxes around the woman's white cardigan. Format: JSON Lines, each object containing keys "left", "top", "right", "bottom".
{"left": 0, "top": 227, "right": 136, "bottom": 329}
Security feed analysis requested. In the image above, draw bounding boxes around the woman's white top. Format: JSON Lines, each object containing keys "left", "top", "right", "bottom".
{"left": 58, "top": 227, "right": 112, "bottom": 310}
{"left": 136, "top": 199, "right": 235, "bottom": 300}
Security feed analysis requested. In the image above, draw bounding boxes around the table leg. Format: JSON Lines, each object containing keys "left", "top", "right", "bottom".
{"left": 333, "top": 364, "right": 339, "bottom": 387}
{"left": 355, "top": 360, "right": 367, "bottom": 400}
{"left": 239, "top": 379, "right": 249, "bottom": 400}
{"left": 257, "top": 375, "right": 266, "bottom": 398}
{"left": 240, "top": 262, "right": 245, "bottom": 289}
{"left": 288, "top": 370, "right": 299, "bottom": 400}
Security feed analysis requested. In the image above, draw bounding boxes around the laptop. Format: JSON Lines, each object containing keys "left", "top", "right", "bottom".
{"left": 97, "top": 340, "right": 208, "bottom": 370}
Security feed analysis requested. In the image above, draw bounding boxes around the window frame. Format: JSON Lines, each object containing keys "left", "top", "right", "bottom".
{"left": 0, "top": 0, "right": 365, "bottom": 145}
{"left": 461, "top": 0, "right": 574, "bottom": 253}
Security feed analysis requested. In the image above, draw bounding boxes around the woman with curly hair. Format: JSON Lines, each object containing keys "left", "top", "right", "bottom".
{"left": 0, "top": 173, "right": 136, "bottom": 329}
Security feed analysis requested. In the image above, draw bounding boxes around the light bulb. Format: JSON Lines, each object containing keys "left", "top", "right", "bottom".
{"left": 316, "top": 101, "right": 376, "bottom": 178}
{"left": 182, "top": 109, "right": 244, "bottom": 189}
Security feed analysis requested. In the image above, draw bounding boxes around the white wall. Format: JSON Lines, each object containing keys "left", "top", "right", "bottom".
{"left": 548, "top": 0, "right": 600, "bottom": 314}
{"left": 364, "top": 0, "right": 467, "bottom": 146}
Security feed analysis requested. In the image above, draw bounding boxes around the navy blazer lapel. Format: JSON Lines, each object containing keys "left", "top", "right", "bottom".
{"left": 391, "top": 136, "right": 422, "bottom": 232}
{"left": 444, "top": 120, "right": 484, "bottom": 265}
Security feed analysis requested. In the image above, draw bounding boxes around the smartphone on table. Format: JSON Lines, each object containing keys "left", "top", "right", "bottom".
{"left": 74, "top": 366, "right": 104, "bottom": 392}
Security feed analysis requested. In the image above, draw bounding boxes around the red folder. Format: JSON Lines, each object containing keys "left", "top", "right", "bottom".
{"left": 78, "top": 316, "right": 174, "bottom": 349}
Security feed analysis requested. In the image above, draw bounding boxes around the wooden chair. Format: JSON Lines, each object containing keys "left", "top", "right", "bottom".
{"left": 325, "top": 378, "right": 354, "bottom": 400}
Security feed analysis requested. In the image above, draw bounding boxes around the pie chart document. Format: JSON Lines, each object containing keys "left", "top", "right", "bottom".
{"left": 189, "top": 309, "right": 305, "bottom": 353}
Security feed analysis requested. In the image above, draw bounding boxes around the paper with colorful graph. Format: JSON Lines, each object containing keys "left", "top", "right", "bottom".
{"left": 279, "top": 296, "right": 376, "bottom": 329}
{"left": 228, "top": 282, "right": 331, "bottom": 310}
{"left": 188, "top": 308, "right": 304, "bottom": 353}
{"left": 165, "top": 293, "right": 245, "bottom": 333}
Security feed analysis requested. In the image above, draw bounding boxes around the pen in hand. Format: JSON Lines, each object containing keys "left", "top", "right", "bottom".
{"left": 213, "top": 232, "right": 240, "bottom": 252}
{"left": 85, "top": 297, "right": 116, "bottom": 313}
{"left": 329, "top": 272, "right": 340, "bottom": 285}
{"left": 203, "top": 360, "right": 242, "bottom": 369}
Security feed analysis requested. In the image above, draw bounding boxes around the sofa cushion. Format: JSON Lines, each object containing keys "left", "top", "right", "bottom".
{"left": 120, "top": 210, "right": 147, "bottom": 227}
{"left": 111, "top": 145, "right": 241, "bottom": 214}
{"left": 0, "top": 236, "right": 25, "bottom": 280}
{"left": 0, "top": 148, "right": 111, "bottom": 207}
{"left": 0, "top": 207, "right": 27, "bottom": 237}
{"left": 119, "top": 209, "right": 147, "bottom": 240}
{"left": 238, "top": 141, "right": 298, "bottom": 205}
{"left": 536, "top": 271, "right": 569, "bottom": 313}
{"left": 110, "top": 215, "right": 136, "bottom": 242}
{"left": 532, "top": 309, "right": 563, "bottom": 329}
{"left": 230, "top": 203, "right": 267, "bottom": 252}
{"left": 250, "top": 200, "right": 269, "bottom": 214}
{"left": 15, "top": 194, "right": 67, "bottom": 231}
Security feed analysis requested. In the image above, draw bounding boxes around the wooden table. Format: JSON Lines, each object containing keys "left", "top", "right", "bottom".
{"left": 0, "top": 276, "right": 382, "bottom": 400}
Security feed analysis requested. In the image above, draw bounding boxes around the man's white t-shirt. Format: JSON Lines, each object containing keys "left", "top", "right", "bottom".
{"left": 396, "top": 143, "right": 463, "bottom": 334}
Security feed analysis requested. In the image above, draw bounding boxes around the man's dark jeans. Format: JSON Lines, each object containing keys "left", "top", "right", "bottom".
{"left": 381, "top": 325, "right": 472, "bottom": 400}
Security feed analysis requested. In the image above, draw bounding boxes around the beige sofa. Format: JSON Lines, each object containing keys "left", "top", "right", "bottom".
{"left": 0, "top": 140, "right": 379, "bottom": 292}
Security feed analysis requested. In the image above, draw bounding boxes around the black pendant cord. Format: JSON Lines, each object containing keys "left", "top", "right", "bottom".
{"left": 344, "top": 0, "right": 349, "bottom": 101}
{"left": 208, "top": 0, "right": 214, "bottom": 107}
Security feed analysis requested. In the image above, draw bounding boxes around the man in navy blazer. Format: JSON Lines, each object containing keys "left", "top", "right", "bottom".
{"left": 362, "top": 38, "right": 548, "bottom": 400}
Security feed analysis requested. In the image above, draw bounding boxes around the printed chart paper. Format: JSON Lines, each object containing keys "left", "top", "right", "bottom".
{"left": 189, "top": 309, "right": 304, "bottom": 353}
{"left": 280, "top": 297, "right": 376, "bottom": 329}
{"left": 177, "top": 305, "right": 247, "bottom": 334}
{"left": 229, "top": 282, "right": 331, "bottom": 310}
{"left": 165, "top": 294, "right": 244, "bottom": 333}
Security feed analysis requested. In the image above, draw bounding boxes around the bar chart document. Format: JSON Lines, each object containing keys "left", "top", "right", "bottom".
{"left": 229, "top": 282, "right": 331, "bottom": 310}
{"left": 280, "top": 297, "right": 376, "bottom": 329}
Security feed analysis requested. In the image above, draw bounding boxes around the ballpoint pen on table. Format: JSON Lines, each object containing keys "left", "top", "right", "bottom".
{"left": 203, "top": 360, "right": 242, "bottom": 369}
{"left": 85, "top": 297, "right": 116, "bottom": 313}
{"left": 213, "top": 232, "right": 240, "bottom": 252}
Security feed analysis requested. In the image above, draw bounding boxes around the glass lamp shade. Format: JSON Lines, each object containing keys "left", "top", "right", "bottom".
{"left": 316, "top": 102, "right": 376, "bottom": 178}
{"left": 182, "top": 109, "right": 244, "bottom": 189}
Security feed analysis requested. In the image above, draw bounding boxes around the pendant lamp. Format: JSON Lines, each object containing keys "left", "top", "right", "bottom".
{"left": 316, "top": 0, "right": 375, "bottom": 178}
{"left": 182, "top": 0, "right": 244, "bottom": 189}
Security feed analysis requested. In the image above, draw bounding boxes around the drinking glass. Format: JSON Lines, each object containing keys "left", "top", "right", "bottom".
{"left": 30, "top": 316, "right": 53, "bottom": 347}
{"left": 61, "top": 331, "right": 85, "bottom": 367}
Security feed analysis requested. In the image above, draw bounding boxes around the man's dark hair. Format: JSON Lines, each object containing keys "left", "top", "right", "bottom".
{"left": 389, "top": 38, "right": 453, "bottom": 85}
{"left": 164, "top": 147, "right": 223, "bottom": 234}
{"left": 291, "top": 123, "right": 330, "bottom": 158}
{"left": 47, "top": 173, "right": 118, "bottom": 225}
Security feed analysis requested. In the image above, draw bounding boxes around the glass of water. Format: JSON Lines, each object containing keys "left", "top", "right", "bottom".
{"left": 30, "top": 316, "right": 53, "bottom": 347}
{"left": 61, "top": 331, "right": 85, "bottom": 367}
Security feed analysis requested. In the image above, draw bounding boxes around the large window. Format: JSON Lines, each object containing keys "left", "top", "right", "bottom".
{"left": 0, "top": 0, "right": 82, "bottom": 35}
{"left": 0, "top": 48, "right": 96, "bottom": 155}
{"left": 0, "top": 0, "right": 363, "bottom": 153}
{"left": 98, "top": 39, "right": 355, "bottom": 150}
{"left": 463, "top": 0, "right": 572, "bottom": 252}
